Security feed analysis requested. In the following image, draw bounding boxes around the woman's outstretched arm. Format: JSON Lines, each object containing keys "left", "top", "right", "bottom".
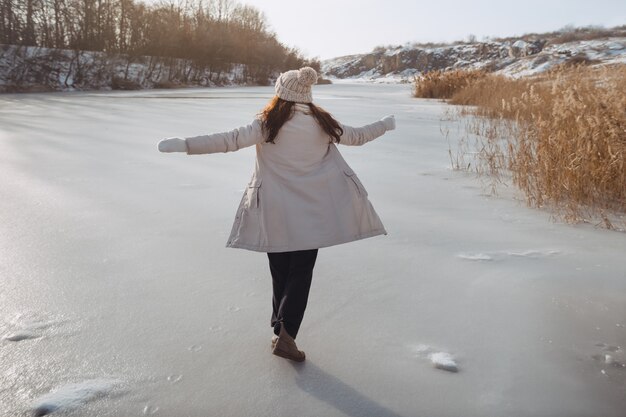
{"left": 339, "top": 115, "right": 395, "bottom": 146}
{"left": 158, "top": 119, "right": 265, "bottom": 154}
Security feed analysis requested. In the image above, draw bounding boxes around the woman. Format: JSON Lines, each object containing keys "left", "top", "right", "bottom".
{"left": 158, "top": 67, "right": 395, "bottom": 362}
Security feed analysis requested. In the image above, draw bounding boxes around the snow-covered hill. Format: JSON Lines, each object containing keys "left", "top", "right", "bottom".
{"left": 322, "top": 37, "right": 626, "bottom": 82}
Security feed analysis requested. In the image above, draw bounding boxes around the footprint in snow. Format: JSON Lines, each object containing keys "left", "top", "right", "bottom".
{"left": 143, "top": 404, "right": 159, "bottom": 415}
{"left": 188, "top": 344, "right": 202, "bottom": 352}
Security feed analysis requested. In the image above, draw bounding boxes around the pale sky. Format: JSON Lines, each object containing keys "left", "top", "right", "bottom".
{"left": 240, "top": 0, "right": 626, "bottom": 59}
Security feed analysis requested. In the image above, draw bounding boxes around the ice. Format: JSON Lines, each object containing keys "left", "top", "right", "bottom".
{"left": 1, "top": 84, "right": 626, "bottom": 416}
{"left": 32, "top": 379, "right": 121, "bottom": 416}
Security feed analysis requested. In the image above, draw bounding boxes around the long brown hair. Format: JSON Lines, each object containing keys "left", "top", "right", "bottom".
{"left": 260, "top": 96, "right": 344, "bottom": 143}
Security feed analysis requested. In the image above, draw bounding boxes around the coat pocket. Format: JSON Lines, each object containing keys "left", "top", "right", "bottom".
{"left": 343, "top": 169, "right": 368, "bottom": 197}
{"left": 245, "top": 179, "right": 262, "bottom": 210}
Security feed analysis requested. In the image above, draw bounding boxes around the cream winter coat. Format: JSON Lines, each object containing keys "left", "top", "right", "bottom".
{"left": 185, "top": 104, "right": 389, "bottom": 253}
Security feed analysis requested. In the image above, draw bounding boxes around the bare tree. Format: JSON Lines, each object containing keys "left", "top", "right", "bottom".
{"left": 1, "top": 0, "right": 315, "bottom": 87}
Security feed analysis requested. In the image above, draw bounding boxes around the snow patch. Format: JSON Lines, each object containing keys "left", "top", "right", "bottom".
{"left": 32, "top": 379, "right": 122, "bottom": 416}
{"left": 429, "top": 352, "right": 459, "bottom": 373}
{"left": 457, "top": 249, "right": 561, "bottom": 261}
{"left": 411, "top": 344, "right": 460, "bottom": 373}
{"left": 513, "top": 40, "right": 528, "bottom": 48}
{"left": 3, "top": 330, "right": 40, "bottom": 341}
{"left": 457, "top": 253, "right": 494, "bottom": 261}
{"left": 3, "top": 312, "right": 73, "bottom": 342}
{"left": 508, "top": 249, "right": 561, "bottom": 257}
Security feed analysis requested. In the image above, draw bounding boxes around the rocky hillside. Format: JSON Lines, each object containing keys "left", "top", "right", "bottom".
{"left": 322, "top": 32, "right": 626, "bottom": 82}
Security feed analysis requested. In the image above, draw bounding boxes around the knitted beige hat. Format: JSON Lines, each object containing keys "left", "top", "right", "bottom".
{"left": 274, "top": 67, "right": 318, "bottom": 103}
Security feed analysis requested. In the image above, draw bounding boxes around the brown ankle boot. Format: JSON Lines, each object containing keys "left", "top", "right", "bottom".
{"left": 272, "top": 323, "right": 305, "bottom": 362}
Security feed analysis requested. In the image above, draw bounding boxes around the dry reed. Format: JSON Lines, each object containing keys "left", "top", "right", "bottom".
{"left": 414, "top": 69, "right": 487, "bottom": 99}
{"left": 422, "top": 65, "right": 626, "bottom": 229}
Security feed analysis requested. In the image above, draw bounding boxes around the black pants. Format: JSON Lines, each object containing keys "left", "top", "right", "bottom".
{"left": 267, "top": 249, "right": 318, "bottom": 339}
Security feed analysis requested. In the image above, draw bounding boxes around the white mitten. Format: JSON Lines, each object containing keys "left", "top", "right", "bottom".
{"left": 381, "top": 115, "right": 396, "bottom": 131}
{"left": 158, "top": 138, "right": 187, "bottom": 153}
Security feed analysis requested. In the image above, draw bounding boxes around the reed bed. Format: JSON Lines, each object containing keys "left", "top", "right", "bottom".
{"left": 413, "top": 69, "right": 487, "bottom": 99}
{"left": 418, "top": 65, "right": 626, "bottom": 229}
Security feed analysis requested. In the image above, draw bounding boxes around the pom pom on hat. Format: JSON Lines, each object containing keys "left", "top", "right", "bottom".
{"left": 275, "top": 67, "right": 318, "bottom": 103}
{"left": 297, "top": 67, "right": 318, "bottom": 86}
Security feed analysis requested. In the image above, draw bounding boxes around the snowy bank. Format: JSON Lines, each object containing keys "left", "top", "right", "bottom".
{"left": 0, "top": 44, "right": 261, "bottom": 93}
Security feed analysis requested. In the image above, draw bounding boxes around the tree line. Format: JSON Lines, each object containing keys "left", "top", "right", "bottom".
{"left": 0, "top": 0, "right": 318, "bottom": 83}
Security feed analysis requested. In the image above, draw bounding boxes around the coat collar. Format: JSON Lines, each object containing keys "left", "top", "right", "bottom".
{"left": 294, "top": 103, "right": 311, "bottom": 113}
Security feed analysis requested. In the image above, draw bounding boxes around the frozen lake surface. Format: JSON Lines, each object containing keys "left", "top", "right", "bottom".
{"left": 1, "top": 84, "right": 625, "bottom": 416}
